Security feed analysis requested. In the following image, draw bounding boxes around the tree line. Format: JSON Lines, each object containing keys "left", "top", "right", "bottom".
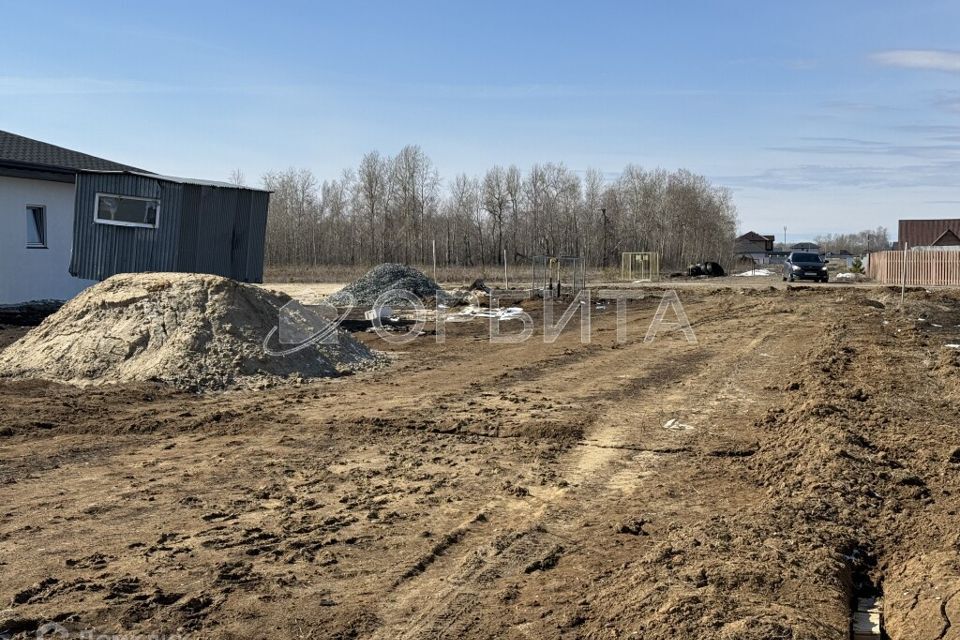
{"left": 251, "top": 145, "right": 739, "bottom": 271}
{"left": 812, "top": 227, "right": 890, "bottom": 254}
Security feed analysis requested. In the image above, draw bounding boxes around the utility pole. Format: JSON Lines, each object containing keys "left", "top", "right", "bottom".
{"left": 601, "top": 208, "right": 609, "bottom": 268}
{"left": 503, "top": 249, "right": 508, "bottom": 289}
{"left": 901, "top": 242, "right": 908, "bottom": 307}
{"left": 783, "top": 226, "right": 787, "bottom": 251}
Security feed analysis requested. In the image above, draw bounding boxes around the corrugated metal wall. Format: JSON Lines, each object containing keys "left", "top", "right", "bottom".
{"left": 70, "top": 173, "right": 269, "bottom": 283}
{"left": 70, "top": 173, "right": 183, "bottom": 280}
{"left": 175, "top": 184, "right": 268, "bottom": 282}
{"left": 898, "top": 219, "right": 960, "bottom": 248}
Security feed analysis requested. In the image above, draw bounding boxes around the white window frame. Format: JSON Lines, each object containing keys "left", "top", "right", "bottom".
{"left": 94, "top": 192, "right": 161, "bottom": 229}
{"left": 26, "top": 204, "right": 47, "bottom": 249}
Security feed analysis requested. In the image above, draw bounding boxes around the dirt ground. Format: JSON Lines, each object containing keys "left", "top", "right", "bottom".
{"left": 1, "top": 284, "right": 959, "bottom": 639}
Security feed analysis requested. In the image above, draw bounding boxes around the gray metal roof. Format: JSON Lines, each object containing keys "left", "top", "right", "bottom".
{"left": 0, "top": 129, "right": 147, "bottom": 173}
{"left": 80, "top": 169, "right": 271, "bottom": 193}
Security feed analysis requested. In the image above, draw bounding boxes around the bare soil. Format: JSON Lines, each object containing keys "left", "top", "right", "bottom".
{"left": 0, "top": 285, "right": 958, "bottom": 639}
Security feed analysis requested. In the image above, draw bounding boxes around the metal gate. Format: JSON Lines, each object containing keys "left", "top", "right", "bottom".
{"left": 621, "top": 252, "right": 660, "bottom": 281}
{"left": 532, "top": 255, "right": 586, "bottom": 297}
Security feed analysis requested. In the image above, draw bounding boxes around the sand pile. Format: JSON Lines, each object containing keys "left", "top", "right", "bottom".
{"left": 0, "top": 273, "right": 383, "bottom": 391}
{"left": 327, "top": 263, "right": 443, "bottom": 306}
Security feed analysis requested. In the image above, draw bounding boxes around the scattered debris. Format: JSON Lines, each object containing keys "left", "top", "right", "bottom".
{"left": 662, "top": 418, "right": 695, "bottom": 431}
{"left": 445, "top": 306, "right": 525, "bottom": 322}
{"left": 364, "top": 305, "right": 394, "bottom": 321}
{"left": 733, "top": 268, "right": 775, "bottom": 277}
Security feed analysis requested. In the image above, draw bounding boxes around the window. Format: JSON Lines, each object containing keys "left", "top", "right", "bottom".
{"left": 26, "top": 206, "right": 46, "bottom": 248}
{"left": 94, "top": 193, "right": 160, "bottom": 228}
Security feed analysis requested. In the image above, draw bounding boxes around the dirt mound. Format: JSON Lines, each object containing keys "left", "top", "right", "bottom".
{"left": 327, "top": 263, "right": 442, "bottom": 306}
{"left": 0, "top": 273, "right": 383, "bottom": 391}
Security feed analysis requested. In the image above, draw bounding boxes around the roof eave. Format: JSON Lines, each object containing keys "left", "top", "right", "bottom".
{"left": 0, "top": 160, "right": 76, "bottom": 183}
{"left": 77, "top": 169, "right": 272, "bottom": 194}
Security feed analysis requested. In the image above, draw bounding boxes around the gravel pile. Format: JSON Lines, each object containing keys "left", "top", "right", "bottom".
{"left": 0, "top": 272, "right": 384, "bottom": 391}
{"left": 327, "top": 263, "right": 443, "bottom": 306}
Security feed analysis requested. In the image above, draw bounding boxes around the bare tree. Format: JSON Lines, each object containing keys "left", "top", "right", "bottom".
{"left": 354, "top": 152, "right": 390, "bottom": 263}
{"left": 814, "top": 227, "right": 889, "bottom": 253}
{"left": 482, "top": 166, "right": 509, "bottom": 264}
{"left": 260, "top": 145, "right": 740, "bottom": 272}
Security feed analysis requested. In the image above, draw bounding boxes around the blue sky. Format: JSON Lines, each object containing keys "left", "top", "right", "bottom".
{"left": 2, "top": 0, "right": 958, "bottom": 241}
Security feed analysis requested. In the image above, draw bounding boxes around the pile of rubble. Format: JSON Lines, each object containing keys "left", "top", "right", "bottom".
{"left": 327, "top": 263, "right": 443, "bottom": 306}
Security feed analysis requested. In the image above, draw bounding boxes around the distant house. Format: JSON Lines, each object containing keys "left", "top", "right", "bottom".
{"left": 790, "top": 242, "right": 821, "bottom": 252}
{"left": 897, "top": 219, "right": 960, "bottom": 249}
{"left": 735, "top": 231, "right": 777, "bottom": 264}
{"left": 824, "top": 250, "right": 855, "bottom": 268}
{"left": 0, "top": 130, "right": 270, "bottom": 305}
{"left": 735, "top": 231, "right": 774, "bottom": 253}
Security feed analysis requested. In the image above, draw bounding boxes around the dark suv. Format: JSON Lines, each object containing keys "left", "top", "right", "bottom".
{"left": 782, "top": 252, "right": 829, "bottom": 282}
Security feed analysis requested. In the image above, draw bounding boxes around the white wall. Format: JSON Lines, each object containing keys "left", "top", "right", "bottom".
{"left": 0, "top": 175, "right": 95, "bottom": 304}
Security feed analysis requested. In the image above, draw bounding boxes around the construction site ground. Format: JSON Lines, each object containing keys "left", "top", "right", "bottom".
{"left": 1, "top": 283, "right": 959, "bottom": 639}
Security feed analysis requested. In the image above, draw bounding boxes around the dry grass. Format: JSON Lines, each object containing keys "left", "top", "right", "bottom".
{"left": 265, "top": 263, "right": 619, "bottom": 286}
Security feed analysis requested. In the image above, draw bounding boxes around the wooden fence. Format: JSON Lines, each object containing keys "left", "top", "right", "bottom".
{"left": 868, "top": 250, "right": 960, "bottom": 286}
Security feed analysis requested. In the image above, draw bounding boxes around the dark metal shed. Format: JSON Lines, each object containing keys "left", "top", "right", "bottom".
{"left": 69, "top": 171, "right": 270, "bottom": 283}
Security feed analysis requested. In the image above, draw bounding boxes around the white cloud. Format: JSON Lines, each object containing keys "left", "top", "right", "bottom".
{"left": 935, "top": 94, "right": 960, "bottom": 113}
{"left": 871, "top": 49, "right": 960, "bottom": 72}
{"left": 0, "top": 76, "right": 175, "bottom": 96}
{"left": 719, "top": 161, "right": 960, "bottom": 190}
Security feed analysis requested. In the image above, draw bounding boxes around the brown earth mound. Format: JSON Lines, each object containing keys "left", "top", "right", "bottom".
{"left": 0, "top": 273, "right": 383, "bottom": 391}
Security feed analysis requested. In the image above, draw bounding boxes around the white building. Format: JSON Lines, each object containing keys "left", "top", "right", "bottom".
{"left": 0, "top": 130, "right": 144, "bottom": 305}
{"left": 1, "top": 130, "right": 271, "bottom": 307}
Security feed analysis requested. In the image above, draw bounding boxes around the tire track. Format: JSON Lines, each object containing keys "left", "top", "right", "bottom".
{"left": 367, "top": 307, "right": 800, "bottom": 638}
